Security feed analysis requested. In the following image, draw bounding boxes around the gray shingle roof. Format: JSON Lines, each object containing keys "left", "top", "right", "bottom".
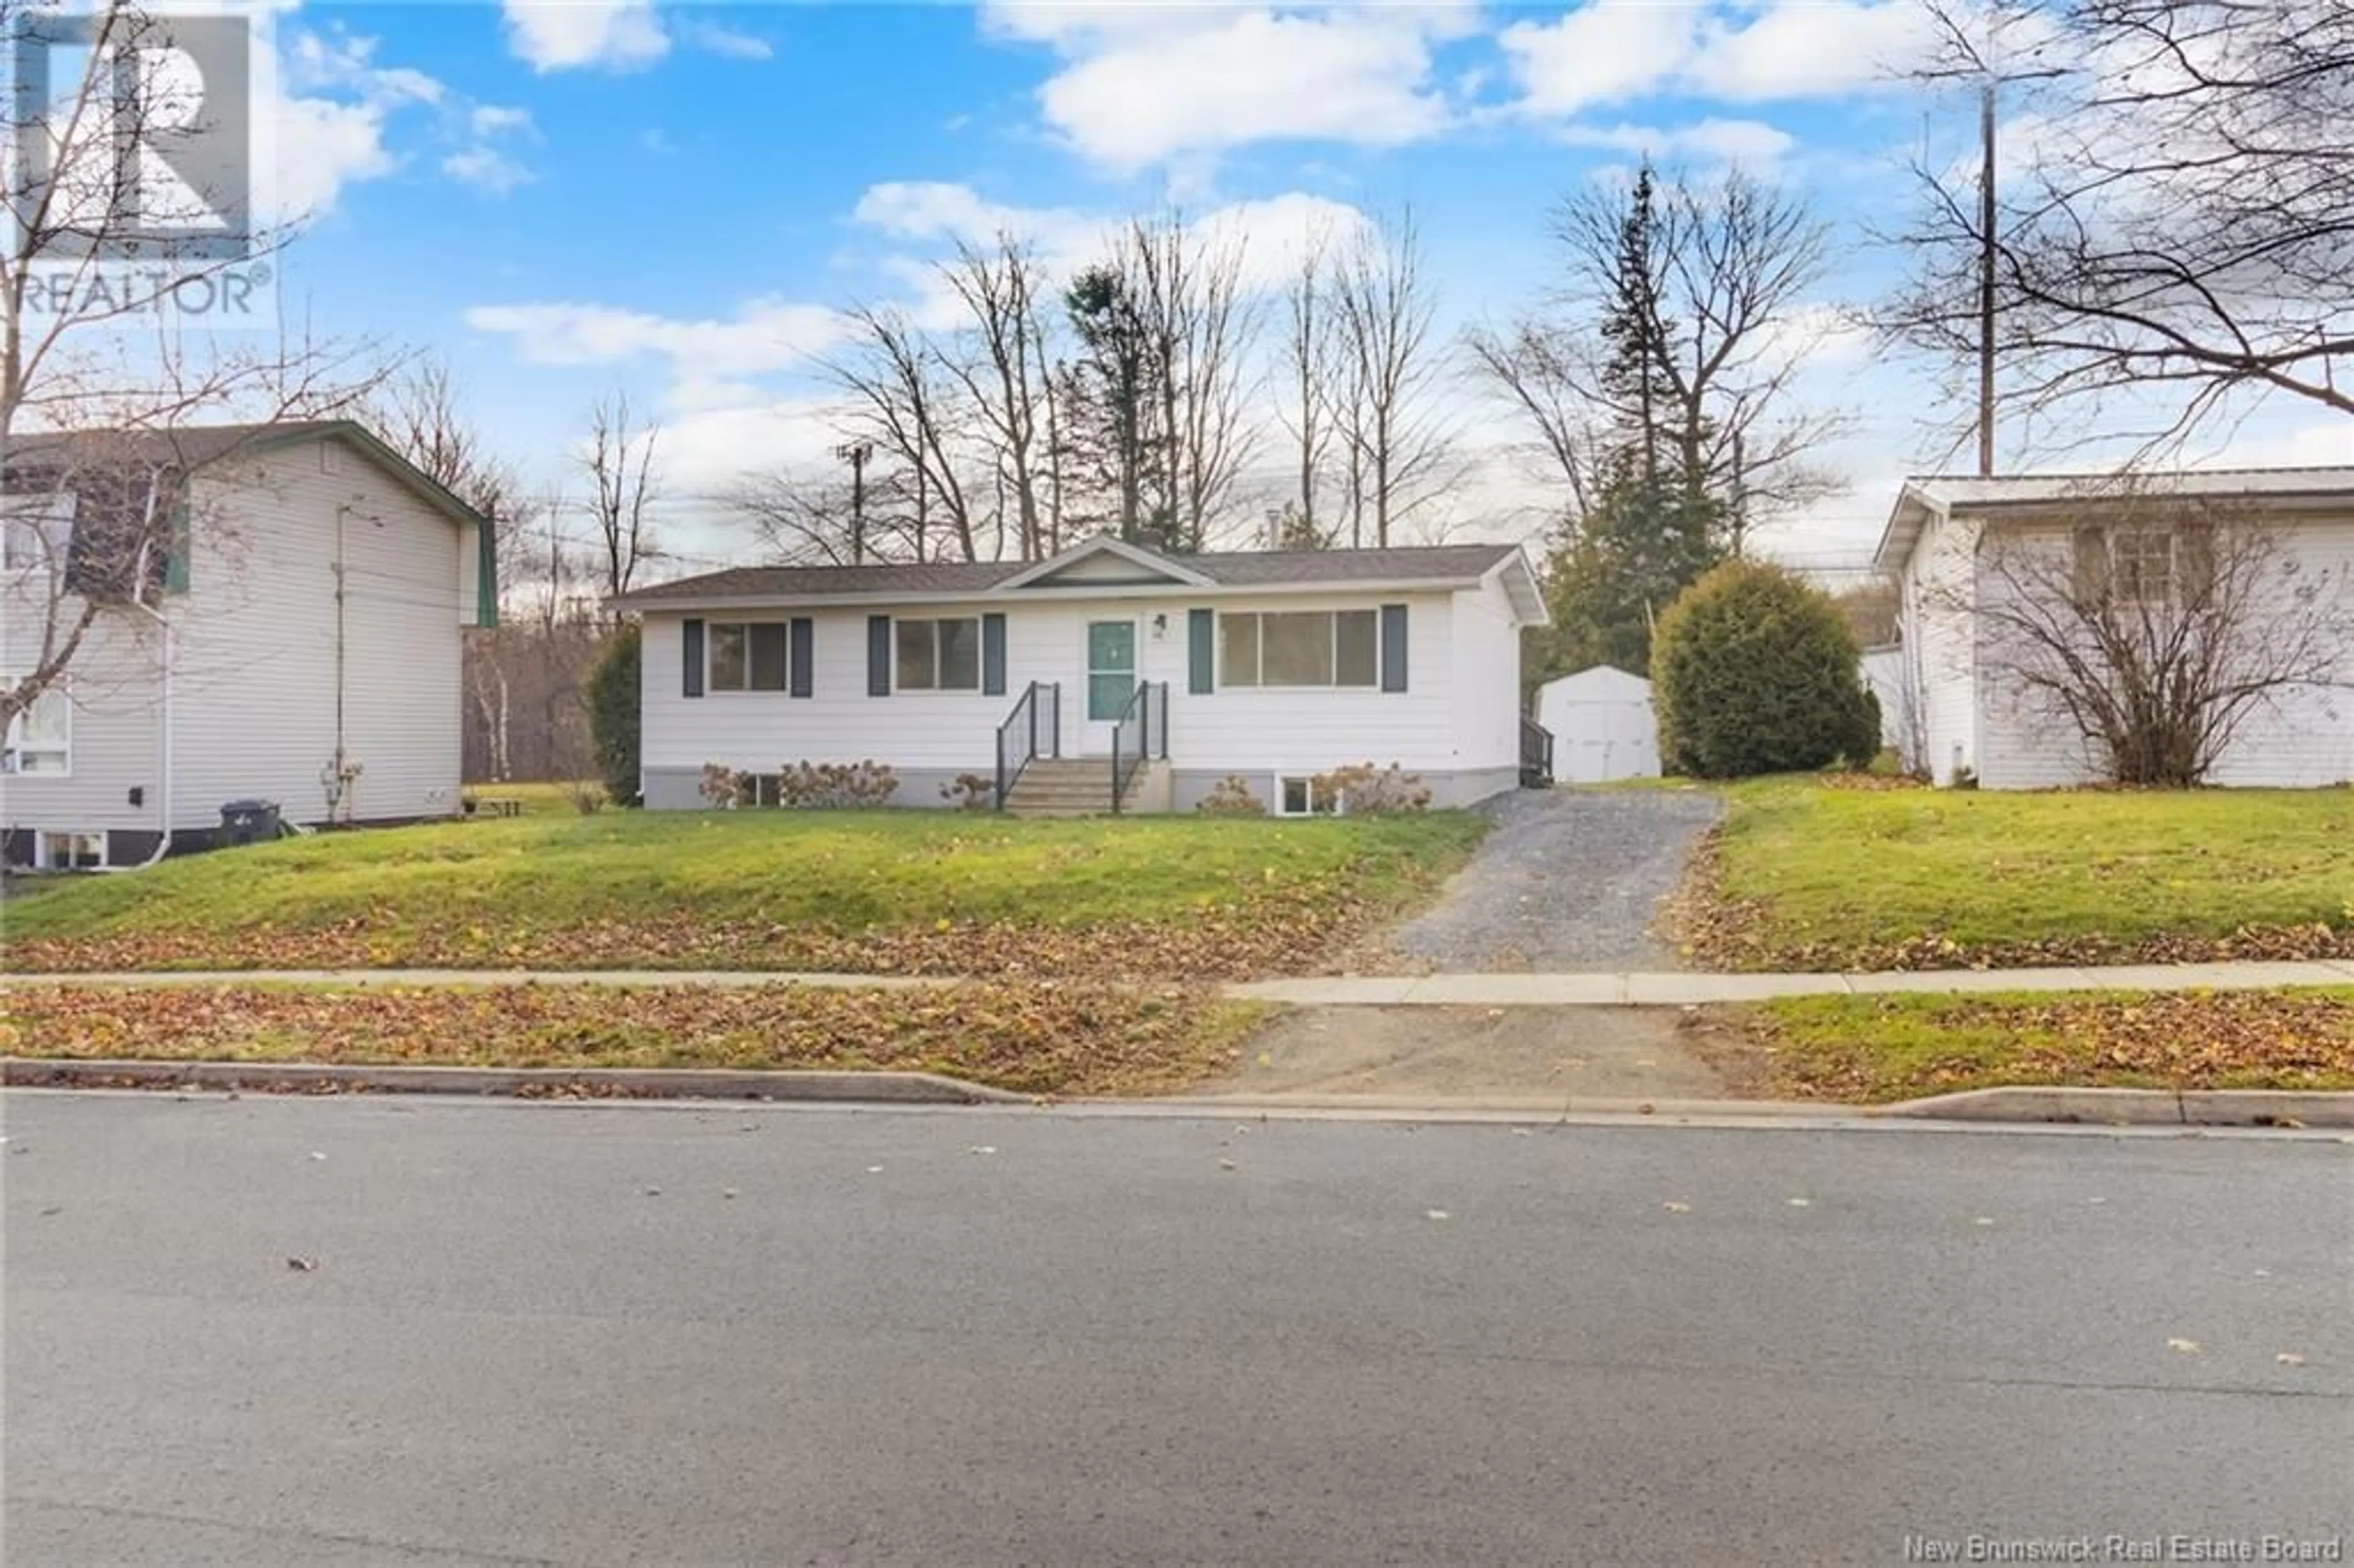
{"left": 620, "top": 542, "right": 1522, "bottom": 604}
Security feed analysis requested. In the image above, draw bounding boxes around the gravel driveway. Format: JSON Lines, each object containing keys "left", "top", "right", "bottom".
{"left": 1381, "top": 787, "right": 1723, "bottom": 973}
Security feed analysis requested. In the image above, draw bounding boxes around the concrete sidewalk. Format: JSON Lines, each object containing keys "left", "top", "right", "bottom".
{"left": 1232, "top": 960, "right": 2354, "bottom": 1007}
{"left": 5, "top": 957, "right": 2351, "bottom": 1002}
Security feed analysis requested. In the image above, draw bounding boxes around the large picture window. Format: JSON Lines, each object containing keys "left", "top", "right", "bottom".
{"left": 706, "top": 623, "right": 792, "bottom": 692}
{"left": 1219, "top": 609, "right": 1379, "bottom": 688}
{"left": 896, "top": 617, "right": 981, "bottom": 691}
{"left": 1, "top": 680, "right": 71, "bottom": 775}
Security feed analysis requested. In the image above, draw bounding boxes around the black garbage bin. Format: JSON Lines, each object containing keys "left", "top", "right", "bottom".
{"left": 218, "top": 799, "right": 281, "bottom": 848}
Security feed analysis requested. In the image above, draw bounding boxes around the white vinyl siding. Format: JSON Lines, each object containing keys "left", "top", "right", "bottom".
{"left": 1900, "top": 508, "right": 1983, "bottom": 785}
{"left": 642, "top": 589, "right": 1477, "bottom": 782}
{"left": 166, "top": 436, "right": 468, "bottom": 831}
{"left": 1450, "top": 580, "right": 1524, "bottom": 779}
{"left": 0, "top": 614, "right": 164, "bottom": 834}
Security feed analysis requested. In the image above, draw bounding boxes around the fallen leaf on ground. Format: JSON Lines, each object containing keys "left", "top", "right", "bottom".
{"left": 2276, "top": 1353, "right": 2306, "bottom": 1366}
{"left": 286, "top": 1256, "right": 318, "bottom": 1272}
{"left": 2168, "top": 1338, "right": 2202, "bottom": 1354}
{"left": 1664, "top": 1201, "right": 1691, "bottom": 1214}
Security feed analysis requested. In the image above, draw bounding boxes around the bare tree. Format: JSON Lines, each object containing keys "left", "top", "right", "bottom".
{"left": 1115, "top": 216, "right": 1260, "bottom": 550}
{"left": 1477, "top": 166, "right": 1847, "bottom": 553}
{"left": 1, "top": 0, "right": 387, "bottom": 732}
{"left": 1957, "top": 491, "right": 2354, "bottom": 785}
{"left": 1882, "top": 0, "right": 2354, "bottom": 457}
{"left": 1462, "top": 319, "right": 1610, "bottom": 527}
{"left": 1328, "top": 211, "right": 1454, "bottom": 549}
{"left": 720, "top": 468, "right": 863, "bottom": 565}
{"left": 818, "top": 305, "right": 989, "bottom": 563}
{"left": 1276, "top": 227, "right": 1338, "bottom": 541}
{"left": 580, "top": 390, "right": 661, "bottom": 601}
{"left": 939, "top": 235, "right": 1061, "bottom": 562}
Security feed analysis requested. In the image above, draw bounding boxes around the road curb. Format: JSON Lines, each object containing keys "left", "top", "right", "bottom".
{"left": 1871, "top": 1085, "right": 2354, "bottom": 1128}
{"left": 0, "top": 1057, "right": 1026, "bottom": 1105}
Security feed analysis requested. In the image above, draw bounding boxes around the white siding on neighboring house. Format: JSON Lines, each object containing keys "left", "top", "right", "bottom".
{"left": 166, "top": 437, "right": 471, "bottom": 832}
{"left": 0, "top": 609, "right": 165, "bottom": 840}
{"left": 1975, "top": 514, "right": 2354, "bottom": 790}
{"left": 1859, "top": 645, "right": 1908, "bottom": 752}
{"left": 1902, "top": 508, "right": 1982, "bottom": 783}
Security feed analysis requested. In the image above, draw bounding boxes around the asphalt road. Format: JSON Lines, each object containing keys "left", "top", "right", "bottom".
{"left": 5, "top": 1094, "right": 2350, "bottom": 1567}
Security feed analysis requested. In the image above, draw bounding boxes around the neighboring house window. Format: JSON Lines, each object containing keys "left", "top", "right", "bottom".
{"left": 1274, "top": 774, "right": 1344, "bottom": 817}
{"left": 706, "top": 623, "right": 791, "bottom": 692}
{"left": 41, "top": 831, "right": 104, "bottom": 870}
{"left": 1, "top": 682, "right": 72, "bottom": 775}
{"left": 2110, "top": 530, "right": 2175, "bottom": 605}
{"left": 896, "top": 617, "right": 981, "bottom": 692}
{"left": 2, "top": 495, "right": 74, "bottom": 571}
{"left": 1220, "top": 610, "right": 1379, "bottom": 688}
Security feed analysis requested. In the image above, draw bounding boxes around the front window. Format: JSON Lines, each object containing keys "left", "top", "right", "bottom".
{"left": 707, "top": 623, "right": 791, "bottom": 692}
{"left": 1221, "top": 610, "right": 1379, "bottom": 688}
{"left": 2, "top": 682, "right": 72, "bottom": 775}
{"left": 41, "top": 831, "right": 104, "bottom": 870}
{"left": 896, "top": 617, "right": 981, "bottom": 692}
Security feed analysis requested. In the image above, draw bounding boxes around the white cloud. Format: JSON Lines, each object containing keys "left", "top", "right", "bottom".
{"left": 443, "top": 147, "right": 534, "bottom": 195}
{"left": 657, "top": 396, "right": 852, "bottom": 490}
{"left": 1688, "top": 1, "right": 1944, "bottom": 101}
{"left": 1555, "top": 117, "right": 1797, "bottom": 169}
{"left": 273, "top": 94, "right": 397, "bottom": 218}
{"left": 471, "top": 104, "right": 537, "bottom": 139}
{"left": 503, "top": 1, "right": 669, "bottom": 74}
{"left": 1505, "top": 1, "right": 1948, "bottom": 121}
{"left": 999, "top": 6, "right": 1463, "bottom": 173}
{"left": 1499, "top": 3, "right": 1696, "bottom": 116}
{"left": 463, "top": 297, "right": 849, "bottom": 378}
{"left": 675, "top": 17, "right": 774, "bottom": 60}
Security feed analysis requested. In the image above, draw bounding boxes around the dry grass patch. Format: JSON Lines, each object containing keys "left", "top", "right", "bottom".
{"left": 0, "top": 981, "right": 1268, "bottom": 1098}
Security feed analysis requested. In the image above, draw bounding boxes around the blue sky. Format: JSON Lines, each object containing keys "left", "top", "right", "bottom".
{"left": 247, "top": 0, "right": 2347, "bottom": 573}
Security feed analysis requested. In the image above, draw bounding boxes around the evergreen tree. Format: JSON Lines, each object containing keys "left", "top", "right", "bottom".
{"left": 1057, "top": 265, "right": 1166, "bottom": 541}
{"left": 1533, "top": 162, "right": 1730, "bottom": 679}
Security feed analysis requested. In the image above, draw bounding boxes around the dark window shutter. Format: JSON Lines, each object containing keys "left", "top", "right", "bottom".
{"left": 1187, "top": 608, "right": 1214, "bottom": 694}
{"left": 2071, "top": 527, "right": 2108, "bottom": 604}
{"left": 163, "top": 503, "right": 191, "bottom": 594}
{"left": 789, "top": 617, "right": 813, "bottom": 698}
{"left": 682, "top": 618, "right": 705, "bottom": 698}
{"left": 982, "top": 612, "right": 1007, "bottom": 696}
{"left": 1379, "top": 603, "right": 1408, "bottom": 693}
{"left": 867, "top": 615, "right": 892, "bottom": 696}
{"left": 2177, "top": 524, "right": 2216, "bottom": 607}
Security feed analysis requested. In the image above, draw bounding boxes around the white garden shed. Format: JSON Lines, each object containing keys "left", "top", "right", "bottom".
{"left": 1534, "top": 666, "right": 1660, "bottom": 784}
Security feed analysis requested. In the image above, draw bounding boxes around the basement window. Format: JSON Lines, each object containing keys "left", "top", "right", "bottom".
{"left": 40, "top": 831, "right": 105, "bottom": 870}
{"left": 1273, "top": 774, "right": 1344, "bottom": 818}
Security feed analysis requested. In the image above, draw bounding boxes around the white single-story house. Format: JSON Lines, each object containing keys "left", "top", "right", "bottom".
{"left": 2, "top": 421, "right": 496, "bottom": 868}
{"left": 1876, "top": 468, "right": 2354, "bottom": 789}
{"left": 614, "top": 534, "right": 1551, "bottom": 814}
{"left": 1534, "top": 666, "right": 1659, "bottom": 785}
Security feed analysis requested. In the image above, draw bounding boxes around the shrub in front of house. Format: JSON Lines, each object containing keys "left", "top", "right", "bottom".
{"left": 1197, "top": 775, "right": 1268, "bottom": 816}
{"left": 1651, "top": 561, "right": 1881, "bottom": 779}
{"left": 699, "top": 763, "right": 752, "bottom": 807}
{"left": 587, "top": 623, "right": 643, "bottom": 807}
{"left": 1311, "top": 762, "right": 1433, "bottom": 815}
{"left": 775, "top": 760, "right": 899, "bottom": 809}
{"left": 941, "top": 774, "right": 994, "bottom": 810}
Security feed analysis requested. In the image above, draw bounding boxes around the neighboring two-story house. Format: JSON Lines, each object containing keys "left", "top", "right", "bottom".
{"left": 2, "top": 420, "right": 496, "bottom": 868}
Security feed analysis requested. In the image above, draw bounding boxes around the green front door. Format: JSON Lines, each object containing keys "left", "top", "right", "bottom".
{"left": 1086, "top": 619, "right": 1138, "bottom": 727}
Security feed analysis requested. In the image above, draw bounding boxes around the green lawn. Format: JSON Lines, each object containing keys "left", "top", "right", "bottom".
{"left": 1689, "top": 986, "right": 2354, "bottom": 1103}
{"left": 2, "top": 809, "right": 1485, "bottom": 977}
{"left": 1689, "top": 780, "right": 2353, "bottom": 970}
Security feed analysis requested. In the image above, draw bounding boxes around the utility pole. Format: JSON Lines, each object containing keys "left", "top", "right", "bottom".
{"left": 835, "top": 441, "right": 874, "bottom": 565}
{"left": 1976, "top": 78, "right": 1998, "bottom": 478}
